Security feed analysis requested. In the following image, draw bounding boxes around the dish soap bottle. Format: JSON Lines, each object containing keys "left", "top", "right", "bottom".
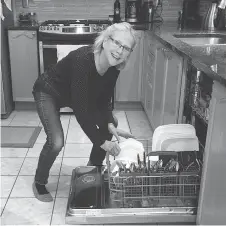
{"left": 114, "top": 0, "right": 121, "bottom": 23}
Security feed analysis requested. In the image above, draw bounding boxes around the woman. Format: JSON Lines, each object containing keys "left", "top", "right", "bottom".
{"left": 32, "top": 22, "right": 137, "bottom": 202}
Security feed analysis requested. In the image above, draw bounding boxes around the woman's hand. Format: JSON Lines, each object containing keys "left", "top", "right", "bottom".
{"left": 100, "top": 140, "right": 121, "bottom": 156}
{"left": 108, "top": 123, "right": 136, "bottom": 142}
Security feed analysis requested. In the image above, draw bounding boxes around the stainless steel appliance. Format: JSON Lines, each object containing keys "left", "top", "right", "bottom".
{"left": 1, "top": 0, "right": 14, "bottom": 119}
{"left": 38, "top": 19, "right": 111, "bottom": 112}
{"left": 125, "top": 0, "right": 140, "bottom": 22}
{"left": 180, "top": 0, "right": 201, "bottom": 29}
{"left": 202, "top": 0, "right": 226, "bottom": 31}
{"left": 66, "top": 139, "right": 201, "bottom": 224}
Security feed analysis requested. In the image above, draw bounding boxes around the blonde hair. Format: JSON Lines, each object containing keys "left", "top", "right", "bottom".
{"left": 93, "top": 22, "right": 138, "bottom": 70}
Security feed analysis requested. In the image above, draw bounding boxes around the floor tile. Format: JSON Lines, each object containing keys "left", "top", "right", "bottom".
{"left": 10, "top": 175, "right": 59, "bottom": 198}
{"left": 9, "top": 111, "right": 40, "bottom": 126}
{"left": 35, "top": 129, "right": 47, "bottom": 143}
{"left": 66, "top": 111, "right": 130, "bottom": 144}
{"left": 37, "top": 114, "right": 71, "bottom": 129}
{"left": 1, "top": 158, "right": 24, "bottom": 175}
{"left": 1, "top": 198, "right": 54, "bottom": 225}
{"left": 1, "top": 198, "right": 8, "bottom": 216}
{"left": 114, "top": 111, "right": 131, "bottom": 132}
{"left": 0, "top": 148, "right": 28, "bottom": 158}
{"left": 126, "top": 111, "right": 153, "bottom": 139}
{"left": 51, "top": 198, "right": 68, "bottom": 225}
{"left": 66, "top": 125, "right": 91, "bottom": 143}
{"left": 60, "top": 158, "right": 89, "bottom": 175}
{"left": 1, "top": 176, "right": 17, "bottom": 198}
{"left": 19, "top": 157, "right": 62, "bottom": 176}
{"left": 1, "top": 111, "right": 17, "bottom": 126}
{"left": 56, "top": 176, "right": 71, "bottom": 198}
{"left": 26, "top": 143, "right": 64, "bottom": 158}
{"left": 35, "top": 127, "right": 68, "bottom": 144}
{"left": 63, "top": 143, "right": 92, "bottom": 158}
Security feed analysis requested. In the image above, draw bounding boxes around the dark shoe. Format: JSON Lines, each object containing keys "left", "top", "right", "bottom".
{"left": 87, "top": 160, "right": 94, "bottom": 166}
{"left": 32, "top": 182, "right": 53, "bottom": 202}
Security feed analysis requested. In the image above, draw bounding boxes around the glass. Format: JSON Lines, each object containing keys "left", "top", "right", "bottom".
{"left": 109, "top": 36, "right": 133, "bottom": 53}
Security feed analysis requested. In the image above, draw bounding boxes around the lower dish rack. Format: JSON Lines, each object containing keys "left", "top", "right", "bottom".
{"left": 107, "top": 148, "right": 201, "bottom": 210}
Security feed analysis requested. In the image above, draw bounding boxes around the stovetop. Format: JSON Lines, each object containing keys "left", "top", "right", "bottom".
{"left": 40, "top": 19, "right": 111, "bottom": 26}
{"left": 39, "top": 19, "right": 111, "bottom": 34}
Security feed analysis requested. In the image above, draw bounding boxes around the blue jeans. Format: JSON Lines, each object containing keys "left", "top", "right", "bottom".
{"left": 33, "top": 91, "right": 117, "bottom": 184}
{"left": 33, "top": 91, "right": 64, "bottom": 184}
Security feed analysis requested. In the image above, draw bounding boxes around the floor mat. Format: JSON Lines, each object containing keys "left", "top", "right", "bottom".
{"left": 1, "top": 126, "right": 42, "bottom": 148}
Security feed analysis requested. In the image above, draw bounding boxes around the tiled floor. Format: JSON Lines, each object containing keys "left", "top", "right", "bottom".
{"left": 0, "top": 110, "right": 153, "bottom": 225}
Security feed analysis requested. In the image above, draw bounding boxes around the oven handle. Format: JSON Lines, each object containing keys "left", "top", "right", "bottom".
{"left": 39, "top": 41, "right": 44, "bottom": 74}
{"left": 42, "top": 44, "right": 57, "bottom": 49}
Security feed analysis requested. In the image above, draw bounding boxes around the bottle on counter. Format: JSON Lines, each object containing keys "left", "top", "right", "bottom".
{"left": 114, "top": 0, "right": 121, "bottom": 23}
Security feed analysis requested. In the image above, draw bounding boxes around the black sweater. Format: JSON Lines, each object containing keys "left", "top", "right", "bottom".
{"left": 33, "top": 45, "right": 120, "bottom": 147}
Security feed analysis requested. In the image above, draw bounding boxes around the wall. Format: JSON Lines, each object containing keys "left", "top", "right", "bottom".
{"left": 15, "top": 0, "right": 182, "bottom": 23}
{"left": 14, "top": 0, "right": 225, "bottom": 25}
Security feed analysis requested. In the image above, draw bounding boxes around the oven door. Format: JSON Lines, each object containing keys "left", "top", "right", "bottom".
{"left": 38, "top": 33, "right": 97, "bottom": 112}
{"left": 39, "top": 43, "right": 88, "bottom": 74}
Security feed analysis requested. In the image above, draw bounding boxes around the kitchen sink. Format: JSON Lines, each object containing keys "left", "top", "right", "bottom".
{"left": 173, "top": 34, "right": 226, "bottom": 46}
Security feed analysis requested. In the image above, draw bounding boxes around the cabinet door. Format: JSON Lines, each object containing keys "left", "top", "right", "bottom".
{"left": 162, "top": 49, "right": 183, "bottom": 125}
{"left": 8, "top": 30, "right": 39, "bottom": 102}
{"left": 140, "top": 32, "right": 149, "bottom": 107}
{"left": 152, "top": 46, "right": 166, "bottom": 129}
{"left": 197, "top": 81, "right": 226, "bottom": 225}
{"left": 115, "top": 31, "right": 144, "bottom": 102}
{"left": 145, "top": 78, "right": 154, "bottom": 128}
{"left": 142, "top": 32, "right": 156, "bottom": 110}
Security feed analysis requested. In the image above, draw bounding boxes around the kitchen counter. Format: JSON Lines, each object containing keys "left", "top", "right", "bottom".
{"left": 7, "top": 25, "right": 39, "bottom": 30}
{"left": 150, "top": 23, "right": 226, "bottom": 86}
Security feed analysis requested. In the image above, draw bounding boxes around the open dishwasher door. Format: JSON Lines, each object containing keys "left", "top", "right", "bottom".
{"left": 66, "top": 160, "right": 200, "bottom": 225}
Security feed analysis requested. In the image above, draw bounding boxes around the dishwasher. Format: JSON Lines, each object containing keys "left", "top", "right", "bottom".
{"left": 66, "top": 139, "right": 201, "bottom": 225}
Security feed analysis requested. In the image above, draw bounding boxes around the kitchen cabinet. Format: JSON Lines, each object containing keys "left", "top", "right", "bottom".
{"left": 142, "top": 34, "right": 184, "bottom": 130}
{"left": 197, "top": 80, "right": 226, "bottom": 225}
{"left": 161, "top": 47, "right": 183, "bottom": 125}
{"left": 115, "top": 31, "right": 144, "bottom": 102}
{"left": 145, "top": 78, "right": 154, "bottom": 124}
{"left": 141, "top": 31, "right": 156, "bottom": 125}
{"left": 8, "top": 29, "right": 39, "bottom": 102}
{"left": 151, "top": 44, "right": 165, "bottom": 129}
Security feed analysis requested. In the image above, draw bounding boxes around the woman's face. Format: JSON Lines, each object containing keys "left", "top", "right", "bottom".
{"left": 103, "top": 30, "right": 135, "bottom": 66}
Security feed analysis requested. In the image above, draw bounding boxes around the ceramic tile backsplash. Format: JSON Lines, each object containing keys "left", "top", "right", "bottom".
{"left": 15, "top": 0, "right": 120, "bottom": 22}
{"left": 13, "top": 0, "right": 226, "bottom": 26}
{"left": 15, "top": 0, "right": 183, "bottom": 23}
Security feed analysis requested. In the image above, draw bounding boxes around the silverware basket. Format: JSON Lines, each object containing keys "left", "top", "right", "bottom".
{"left": 106, "top": 139, "right": 202, "bottom": 209}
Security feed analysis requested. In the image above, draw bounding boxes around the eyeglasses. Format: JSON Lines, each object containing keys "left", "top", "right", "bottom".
{"left": 109, "top": 36, "right": 133, "bottom": 53}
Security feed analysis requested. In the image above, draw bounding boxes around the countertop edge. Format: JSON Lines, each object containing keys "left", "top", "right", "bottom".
{"left": 148, "top": 29, "right": 226, "bottom": 87}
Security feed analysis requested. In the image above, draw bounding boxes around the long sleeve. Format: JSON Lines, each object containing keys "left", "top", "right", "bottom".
{"left": 70, "top": 56, "right": 105, "bottom": 147}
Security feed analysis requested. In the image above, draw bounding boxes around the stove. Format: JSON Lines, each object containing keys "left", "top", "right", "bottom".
{"left": 39, "top": 19, "right": 112, "bottom": 34}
